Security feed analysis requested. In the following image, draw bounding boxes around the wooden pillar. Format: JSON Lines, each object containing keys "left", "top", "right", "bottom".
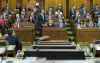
{"left": 90, "top": 0, "right": 93, "bottom": 8}
{"left": 66, "top": 0, "right": 69, "bottom": 18}
{"left": 21, "top": 0, "right": 37, "bottom": 9}
{"left": 0, "top": 0, "right": 3, "bottom": 11}
{"left": 8, "top": 0, "right": 16, "bottom": 10}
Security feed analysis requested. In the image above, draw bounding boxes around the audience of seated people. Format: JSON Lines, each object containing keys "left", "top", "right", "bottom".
{"left": 70, "top": 4, "right": 100, "bottom": 29}
{"left": 0, "top": 3, "right": 100, "bottom": 37}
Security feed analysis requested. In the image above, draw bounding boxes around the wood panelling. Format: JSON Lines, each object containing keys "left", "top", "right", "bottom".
{"left": 76, "top": 29, "right": 100, "bottom": 42}
{"left": 26, "top": 0, "right": 36, "bottom": 9}
{"left": 43, "top": 27, "right": 68, "bottom": 40}
{"left": 15, "top": 26, "right": 68, "bottom": 42}
{"left": 45, "top": 0, "right": 67, "bottom": 17}
{"left": 22, "top": 0, "right": 28, "bottom": 8}
{"left": 16, "top": 29, "right": 35, "bottom": 43}
{"left": 0, "top": 0, "right": 6, "bottom": 11}
{"left": 93, "top": 0, "right": 100, "bottom": 6}
{"left": 8, "top": 0, "right": 16, "bottom": 10}
{"left": 16, "top": 0, "right": 36, "bottom": 8}
{"left": 15, "top": 22, "right": 35, "bottom": 43}
{"left": 69, "top": 0, "right": 91, "bottom": 9}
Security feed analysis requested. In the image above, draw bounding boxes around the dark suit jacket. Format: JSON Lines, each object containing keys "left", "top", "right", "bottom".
{"left": 5, "top": 35, "right": 22, "bottom": 51}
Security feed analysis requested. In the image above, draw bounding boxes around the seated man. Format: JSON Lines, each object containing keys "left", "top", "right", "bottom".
{"left": 5, "top": 30, "right": 22, "bottom": 52}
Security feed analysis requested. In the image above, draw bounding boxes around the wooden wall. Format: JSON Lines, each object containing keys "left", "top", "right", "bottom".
{"left": 93, "top": 0, "right": 100, "bottom": 6}
{"left": 8, "top": 0, "right": 16, "bottom": 10}
{"left": 44, "top": 0, "right": 93, "bottom": 17}
{"left": 76, "top": 29, "right": 100, "bottom": 42}
{"left": 26, "top": 0, "right": 36, "bottom": 9}
{"left": 0, "top": 0, "right": 6, "bottom": 11}
{"left": 45, "top": 0, "right": 67, "bottom": 17}
{"left": 22, "top": 0, "right": 28, "bottom": 8}
{"left": 15, "top": 22, "right": 35, "bottom": 43}
{"left": 43, "top": 27, "right": 68, "bottom": 40}
{"left": 8, "top": 0, "right": 100, "bottom": 13}
{"left": 69, "top": 0, "right": 91, "bottom": 10}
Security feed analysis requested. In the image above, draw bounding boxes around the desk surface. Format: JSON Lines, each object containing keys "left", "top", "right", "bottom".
{"left": 77, "top": 28, "right": 100, "bottom": 42}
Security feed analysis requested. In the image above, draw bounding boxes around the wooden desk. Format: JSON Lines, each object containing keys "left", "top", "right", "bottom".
{"left": 0, "top": 37, "right": 5, "bottom": 40}
{"left": 43, "top": 27, "right": 68, "bottom": 40}
{"left": 15, "top": 23, "right": 67, "bottom": 43}
{"left": 15, "top": 28, "right": 35, "bottom": 43}
{"left": 15, "top": 22, "right": 35, "bottom": 43}
{"left": 76, "top": 28, "right": 100, "bottom": 42}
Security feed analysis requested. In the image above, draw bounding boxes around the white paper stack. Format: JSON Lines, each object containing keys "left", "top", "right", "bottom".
{"left": 0, "top": 47, "right": 6, "bottom": 54}
{"left": 94, "top": 45, "right": 100, "bottom": 50}
{"left": 7, "top": 45, "right": 16, "bottom": 51}
{"left": 23, "top": 57, "right": 37, "bottom": 63}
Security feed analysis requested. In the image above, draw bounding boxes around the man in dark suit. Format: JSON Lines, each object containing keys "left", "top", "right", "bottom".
{"left": 5, "top": 30, "right": 22, "bottom": 52}
{"left": 70, "top": 6, "right": 76, "bottom": 20}
{"left": 33, "top": 3, "right": 44, "bottom": 37}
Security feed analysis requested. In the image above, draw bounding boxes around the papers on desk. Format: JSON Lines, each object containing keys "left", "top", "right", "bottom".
{"left": 6, "top": 57, "right": 16, "bottom": 63}
{"left": 23, "top": 57, "right": 47, "bottom": 63}
{"left": 0, "top": 57, "right": 38, "bottom": 63}
{"left": 0, "top": 47, "right": 6, "bottom": 54}
{"left": 0, "top": 57, "right": 2, "bottom": 62}
{"left": 23, "top": 57, "right": 37, "bottom": 63}
{"left": 6, "top": 57, "right": 23, "bottom": 63}
{"left": 94, "top": 44, "right": 100, "bottom": 50}
{"left": 7, "top": 45, "right": 16, "bottom": 51}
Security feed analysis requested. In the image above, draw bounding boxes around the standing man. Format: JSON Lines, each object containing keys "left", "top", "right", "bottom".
{"left": 70, "top": 6, "right": 76, "bottom": 20}
{"left": 33, "top": 3, "right": 44, "bottom": 37}
{"left": 79, "top": 4, "right": 86, "bottom": 19}
{"left": 21, "top": 8, "right": 26, "bottom": 22}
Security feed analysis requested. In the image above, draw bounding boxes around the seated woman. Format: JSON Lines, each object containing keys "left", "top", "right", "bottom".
{"left": 5, "top": 30, "right": 22, "bottom": 52}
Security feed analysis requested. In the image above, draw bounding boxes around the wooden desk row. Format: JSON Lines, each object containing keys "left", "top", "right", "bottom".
{"left": 15, "top": 27, "right": 68, "bottom": 43}
{"left": 15, "top": 22, "right": 35, "bottom": 43}
{"left": 43, "top": 27, "right": 68, "bottom": 40}
{"left": 15, "top": 24, "right": 100, "bottom": 43}
{"left": 76, "top": 28, "right": 100, "bottom": 42}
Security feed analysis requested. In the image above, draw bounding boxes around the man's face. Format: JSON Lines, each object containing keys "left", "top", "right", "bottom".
{"left": 22, "top": 9, "right": 25, "bottom": 12}
{"left": 33, "top": 7, "right": 37, "bottom": 12}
